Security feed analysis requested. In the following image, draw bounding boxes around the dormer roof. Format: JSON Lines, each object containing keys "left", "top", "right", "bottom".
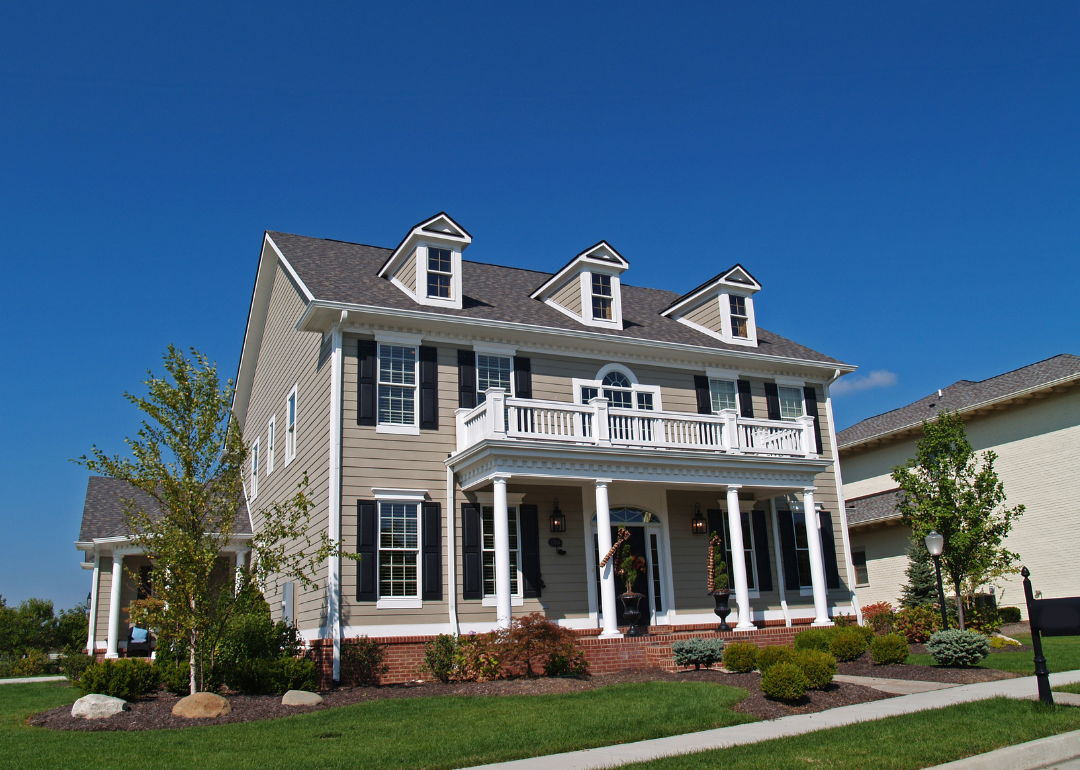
{"left": 529, "top": 241, "right": 629, "bottom": 300}
{"left": 377, "top": 212, "right": 472, "bottom": 279}
{"left": 659, "top": 264, "right": 761, "bottom": 318}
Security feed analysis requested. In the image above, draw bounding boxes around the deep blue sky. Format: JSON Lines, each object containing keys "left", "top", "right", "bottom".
{"left": 2, "top": 3, "right": 1077, "bottom": 609}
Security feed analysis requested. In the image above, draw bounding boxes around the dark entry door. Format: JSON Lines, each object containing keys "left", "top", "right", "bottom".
{"left": 594, "top": 526, "right": 652, "bottom": 627}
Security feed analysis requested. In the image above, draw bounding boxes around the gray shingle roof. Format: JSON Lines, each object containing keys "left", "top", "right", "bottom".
{"left": 846, "top": 488, "right": 902, "bottom": 527}
{"left": 837, "top": 354, "right": 1080, "bottom": 450}
{"left": 267, "top": 231, "right": 847, "bottom": 366}
{"left": 79, "top": 477, "right": 252, "bottom": 542}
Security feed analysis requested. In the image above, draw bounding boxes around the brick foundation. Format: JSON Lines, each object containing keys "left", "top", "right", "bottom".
{"left": 311, "top": 617, "right": 815, "bottom": 690}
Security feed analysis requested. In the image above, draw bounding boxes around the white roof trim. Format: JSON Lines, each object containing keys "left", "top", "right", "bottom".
{"left": 529, "top": 241, "right": 629, "bottom": 300}
{"left": 377, "top": 212, "right": 472, "bottom": 279}
{"left": 660, "top": 264, "right": 762, "bottom": 318}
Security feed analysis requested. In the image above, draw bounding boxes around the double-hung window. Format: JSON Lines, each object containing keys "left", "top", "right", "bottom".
{"left": 427, "top": 247, "right": 452, "bottom": 299}
{"left": 729, "top": 295, "right": 749, "bottom": 338}
{"left": 285, "top": 388, "right": 297, "bottom": 463}
{"left": 709, "top": 379, "right": 738, "bottom": 413}
{"left": 722, "top": 511, "right": 757, "bottom": 591}
{"left": 787, "top": 510, "right": 814, "bottom": 589}
{"left": 852, "top": 549, "right": 869, "bottom": 586}
{"left": 266, "top": 416, "right": 275, "bottom": 475}
{"left": 591, "top": 274, "right": 613, "bottom": 320}
{"left": 250, "top": 439, "right": 259, "bottom": 499}
{"left": 378, "top": 502, "right": 419, "bottom": 599}
{"left": 481, "top": 505, "right": 521, "bottom": 598}
{"left": 476, "top": 354, "right": 512, "bottom": 402}
{"left": 778, "top": 386, "right": 804, "bottom": 421}
{"left": 378, "top": 344, "right": 417, "bottom": 427}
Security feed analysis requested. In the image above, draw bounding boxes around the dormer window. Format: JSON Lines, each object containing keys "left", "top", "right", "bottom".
{"left": 427, "top": 248, "right": 452, "bottom": 298}
{"left": 659, "top": 264, "right": 761, "bottom": 347}
{"left": 729, "top": 296, "right": 749, "bottom": 338}
{"left": 592, "top": 274, "right": 613, "bottom": 320}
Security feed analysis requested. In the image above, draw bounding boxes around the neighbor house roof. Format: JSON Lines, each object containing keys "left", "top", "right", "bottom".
{"left": 837, "top": 354, "right": 1080, "bottom": 451}
{"left": 265, "top": 231, "right": 848, "bottom": 366}
{"left": 845, "top": 488, "right": 902, "bottom": 528}
{"left": 78, "top": 476, "right": 253, "bottom": 542}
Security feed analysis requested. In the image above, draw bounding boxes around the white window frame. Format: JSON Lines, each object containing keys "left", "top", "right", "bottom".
{"left": 266, "top": 415, "right": 276, "bottom": 475}
{"left": 721, "top": 509, "right": 759, "bottom": 599}
{"left": 729, "top": 295, "right": 750, "bottom": 339}
{"left": 417, "top": 242, "right": 462, "bottom": 309}
{"left": 374, "top": 497, "right": 423, "bottom": 609}
{"left": 476, "top": 353, "right": 514, "bottom": 403}
{"left": 708, "top": 378, "right": 739, "bottom": 414}
{"left": 426, "top": 246, "right": 453, "bottom": 299}
{"left": 718, "top": 291, "right": 757, "bottom": 346}
{"left": 577, "top": 269, "right": 623, "bottom": 329}
{"left": 590, "top": 273, "right": 613, "bottom": 321}
{"left": 851, "top": 548, "right": 869, "bottom": 587}
{"left": 376, "top": 341, "right": 420, "bottom": 435}
{"left": 777, "top": 385, "right": 805, "bottom": 422}
{"left": 573, "top": 364, "right": 662, "bottom": 411}
{"left": 285, "top": 386, "right": 297, "bottom": 465}
{"left": 250, "top": 438, "right": 259, "bottom": 500}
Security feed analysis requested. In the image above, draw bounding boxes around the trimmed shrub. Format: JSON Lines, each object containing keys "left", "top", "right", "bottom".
{"left": 496, "top": 613, "right": 584, "bottom": 678}
{"left": 895, "top": 606, "right": 942, "bottom": 643}
{"left": 79, "top": 658, "right": 161, "bottom": 700}
{"left": 870, "top": 633, "right": 909, "bottom": 665}
{"left": 794, "top": 650, "right": 836, "bottom": 690}
{"left": 793, "top": 628, "right": 832, "bottom": 653}
{"left": 672, "top": 637, "right": 725, "bottom": 671}
{"left": 226, "top": 657, "right": 317, "bottom": 695}
{"left": 455, "top": 633, "right": 502, "bottom": 682}
{"left": 927, "top": 630, "right": 991, "bottom": 667}
{"left": 341, "top": 637, "right": 388, "bottom": 686}
{"left": 13, "top": 650, "right": 48, "bottom": 677}
{"left": 543, "top": 643, "right": 589, "bottom": 677}
{"left": 863, "top": 602, "right": 896, "bottom": 636}
{"left": 423, "top": 634, "right": 458, "bottom": 682}
{"left": 155, "top": 658, "right": 191, "bottom": 696}
{"left": 755, "top": 645, "right": 794, "bottom": 672}
{"left": 999, "top": 607, "right": 1022, "bottom": 624}
{"left": 722, "top": 641, "right": 758, "bottom": 673}
{"left": 760, "top": 662, "right": 809, "bottom": 702}
{"left": 59, "top": 653, "right": 93, "bottom": 684}
{"left": 829, "top": 629, "right": 869, "bottom": 662}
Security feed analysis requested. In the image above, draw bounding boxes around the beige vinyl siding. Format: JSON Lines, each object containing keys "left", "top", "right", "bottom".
{"left": 683, "top": 297, "right": 723, "bottom": 335}
{"left": 530, "top": 355, "right": 699, "bottom": 413}
{"left": 842, "top": 387, "right": 1080, "bottom": 614}
{"left": 549, "top": 277, "right": 582, "bottom": 316}
{"left": 396, "top": 250, "right": 417, "bottom": 294}
{"left": 94, "top": 557, "right": 112, "bottom": 644}
{"left": 243, "top": 264, "right": 332, "bottom": 631}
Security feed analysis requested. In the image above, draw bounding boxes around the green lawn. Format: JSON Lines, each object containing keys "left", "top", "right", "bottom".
{"left": 1054, "top": 682, "right": 1080, "bottom": 694}
{"left": 623, "top": 698, "right": 1080, "bottom": 770}
{"left": 2, "top": 680, "right": 753, "bottom": 770}
{"left": 908, "top": 634, "right": 1080, "bottom": 674}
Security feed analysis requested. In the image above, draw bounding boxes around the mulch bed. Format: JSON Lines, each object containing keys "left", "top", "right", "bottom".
{"left": 28, "top": 668, "right": 892, "bottom": 732}
{"left": 838, "top": 650, "right": 1020, "bottom": 683}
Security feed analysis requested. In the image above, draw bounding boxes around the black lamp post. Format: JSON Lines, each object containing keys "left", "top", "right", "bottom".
{"left": 925, "top": 531, "right": 949, "bottom": 631}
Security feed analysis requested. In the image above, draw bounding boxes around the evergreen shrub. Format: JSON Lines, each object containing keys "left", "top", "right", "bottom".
{"left": 543, "top": 643, "right": 589, "bottom": 677}
{"left": 755, "top": 645, "right": 794, "bottom": 671}
{"left": 423, "top": 634, "right": 458, "bottom": 682}
{"left": 60, "top": 653, "right": 93, "bottom": 684}
{"left": 760, "top": 662, "right": 809, "bottom": 702}
{"left": 999, "top": 607, "right": 1022, "bottom": 624}
{"left": 155, "top": 658, "right": 192, "bottom": 696}
{"left": 722, "top": 641, "right": 758, "bottom": 673}
{"left": 79, "top": 658, "right": 161, "bottom": 700}
{"left": 829, "top": 629, "right": 868, "bottom": 662}
{"left": 226, "top": 657, "right": 316, "bottom": 695}
{"left": 794, "top": 650, "right": 836, "bottom": 690}
{"left": 671, "top": 637, "right": 725, "bottom": 670}
{"left": 793, "top": 628, "right": 832, "bottom": 653}
{"left": 926, "top": 630, "right": 990, "bottom": 667}
{"left": 870, "top": 633, "right": 910, "bottom": 665}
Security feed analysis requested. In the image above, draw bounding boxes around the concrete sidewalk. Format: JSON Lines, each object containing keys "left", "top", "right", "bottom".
{"left": 464, "top": 670, "right": 1080, "bottom": 770}
{"left": 833, "top": 673, "right": 958, "bottom": 695}
{"left": 0, "top": 676, "right": 67, "bottom": 685}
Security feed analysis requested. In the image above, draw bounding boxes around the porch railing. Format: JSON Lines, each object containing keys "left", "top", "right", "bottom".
{"left": 455, "top": 388, "right": 818, "bottom": 458}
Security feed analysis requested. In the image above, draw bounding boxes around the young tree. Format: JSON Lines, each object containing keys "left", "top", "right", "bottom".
{"left": 79, "top": 346, "right": 348, "bottom": 693}
{"left": 891, "top": 411, "right": 1024, "bottom": 630}
{"left": 899, "top": 539, "right": 939, "bottom": 609}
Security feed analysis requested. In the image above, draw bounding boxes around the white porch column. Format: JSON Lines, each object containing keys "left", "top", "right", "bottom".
{"left": 105, "top": 553, "right": 124, "bottom": 658}
{"left": 803, "top": 488, "right": 831, "bottom": 626}
{"left": 234, "top": 548, "right": 249, "bottom": 592}
{"left": 725, "top": 486, "right": 755, "bottom": 630}
{"left": 493, "top": 474, "right": 513, "bottom": 629}
{"left": 594, "top": 479, "right": 621, "bottom": 637}
{"left": 86, "top": 555, "right": 100, "bottom": 654}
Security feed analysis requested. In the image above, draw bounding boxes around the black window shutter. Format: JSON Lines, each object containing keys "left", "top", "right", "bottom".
{"left": 357, "top": 341, "right": 377, "bottom": 426}
{"left": 422, "top": 502, "right": 442, "bottom": 601}
{"left": 777, "top": 511, "right": 801, "bottom": 591}
{"left": 764, "top": 382, "right": 782, "bottom": 421}
{"left": 419, "top": 346, "right": 439, "bottom": 430}
{"left": 513, "top": 357, "right": 532, "bottom": 400}
{"left": 737, "top": 380, "right": 754, "bottom": 418}
{"left": 818, "top": 511, "right": 841, "bottom": 589}
{"left": 356, "top": 500, "right": 377, "bottom": 601}
{"left": 694, "top": 375, "right": 712, "bottom": 415}
{"left": 803, "top": 386, "right": 823, "bottom": 454}
{"left": 461, "top": 503, "right": 482, "bottom": 600}
{"left": 751, "top": 511, "right": 772, "bottom": 592}
{"left": 519, "top": 504, "right": 541, "bottom": 598}
{"left": 458, "top": 350, "right": 476, "bottom": 409}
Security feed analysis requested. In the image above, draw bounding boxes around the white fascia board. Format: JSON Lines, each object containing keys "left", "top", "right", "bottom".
{"left": 371, "top": 488, "right": 429, "bottom": 501}
{"left": 472, "top": 341, "right": 518, "bottom": 356}
{"left": 298, "top": 299, "right": 857, "bottom": 377}
{"left": 529, "top": 241, "right": 628, "bottom": 299}
{"left": 838, "top": 370, "right": 1080, "bottom": 453}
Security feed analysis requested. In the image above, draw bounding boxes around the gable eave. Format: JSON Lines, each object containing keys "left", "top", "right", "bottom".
{"left": 529, "top": 240, "right": 629, "bottom": 299}
{"left": 377, "top": 212, "right": 472, "bottom": 278}
{"left": 659, "top": 263, "right": 762, "bottom": 318}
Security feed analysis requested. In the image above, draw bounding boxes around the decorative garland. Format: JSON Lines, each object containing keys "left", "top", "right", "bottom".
{"left": 707, "top": 533, "right": 723, "bottom": 592}
{"left": 599, "top": 526, "right": 631, "bottom": 568}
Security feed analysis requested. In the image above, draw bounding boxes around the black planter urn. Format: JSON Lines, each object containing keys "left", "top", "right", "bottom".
{"left": 619, "top": 592, "right": 648, "bottom": 637}
{"left": 711, "top": 590, "right": 733, "bottom": 632}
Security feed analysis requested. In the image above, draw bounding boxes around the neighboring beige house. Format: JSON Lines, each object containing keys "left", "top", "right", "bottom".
{"left": 838, "top": 354, "right": 1080, "bottom": 617}
{"left": 214, "top": 211, "right": 859, "bottom": 681}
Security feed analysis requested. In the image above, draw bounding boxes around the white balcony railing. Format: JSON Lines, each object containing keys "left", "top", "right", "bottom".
{"left": 455, "top": 388, "right": 818, "bottom": 458}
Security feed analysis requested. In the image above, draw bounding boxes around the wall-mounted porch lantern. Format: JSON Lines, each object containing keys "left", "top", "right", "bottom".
{"left": 691, "top": 503, "right": 707, "bottom": 535}
{"left": 550, "top": 498, "right": 566, "bottom": 533}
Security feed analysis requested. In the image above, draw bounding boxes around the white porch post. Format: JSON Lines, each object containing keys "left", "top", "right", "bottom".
{"left": 86, "top": 554, "right": 100, "bottom": 654}
{"left": 493, "top": 474, "right": 513, "bottom": 629}
{"left": 726, "top": 486, "right": 755, "bottom": 630}
{"left": 106, "top": 553, "right": 124, "bottom": 658}
{"left": 594, "top": 479, "right": 621, "bottom": 637}
{"left": 234, "top": 548, "right": 249, "bottom": 592}
{"left": 803, "top": 488, "right": 831, "bottom": 626}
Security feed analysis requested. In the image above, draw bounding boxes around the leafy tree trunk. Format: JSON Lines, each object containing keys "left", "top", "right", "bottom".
{"left": 189, "top": 630, "right": 197, "bottom": 695}
{"left": 953, "top": 580, "right": 966, "bottom": 631}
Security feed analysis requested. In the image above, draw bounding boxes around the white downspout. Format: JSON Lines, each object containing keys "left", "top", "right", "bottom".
{"left": 769, "top": 498, "right": 791, "bottom": 627}
{"left": 446, "top": 465, "right": 459, "bottom": 635}
{"left": 327, "top": 314, "right": 345, "bottom": 681}
{"left": 825, "top": 370, "right": 863, "bottom": 626}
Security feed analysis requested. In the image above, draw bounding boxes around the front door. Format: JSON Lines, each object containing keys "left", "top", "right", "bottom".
{"left": 594, "top": 526, "right": 653, "bottom": 627}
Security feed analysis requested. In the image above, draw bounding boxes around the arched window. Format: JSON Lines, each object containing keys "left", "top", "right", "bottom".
{"left": 602, "top": 372, "right": 633, "bottom": 409}
{"left": 574, "top": 366, "right": 661, "bottom": 411}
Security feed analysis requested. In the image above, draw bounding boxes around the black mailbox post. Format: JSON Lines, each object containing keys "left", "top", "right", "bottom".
{"left": 1021, "top": 566, "right": 1080, "bottom": 706}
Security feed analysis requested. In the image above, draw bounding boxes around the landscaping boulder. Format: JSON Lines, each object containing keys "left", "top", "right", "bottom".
{"left": 172, "top": 692, "right": 231, "bottom": 718}
{"left": 281, "top": 689, "right": 323, "bottom": 706}
{"left": 71, "top": 693, "right": 129, "bottom": 719}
